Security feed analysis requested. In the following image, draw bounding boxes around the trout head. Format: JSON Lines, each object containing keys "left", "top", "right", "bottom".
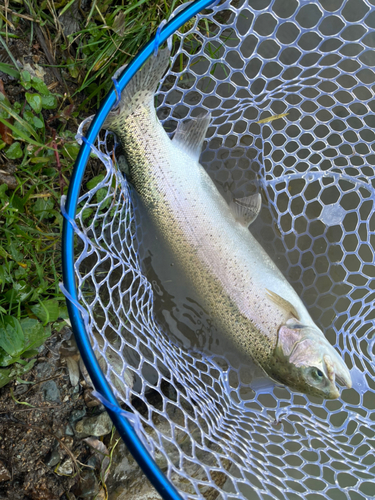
{"left": 268, "top": 319, "right": 352, "bottom": 399}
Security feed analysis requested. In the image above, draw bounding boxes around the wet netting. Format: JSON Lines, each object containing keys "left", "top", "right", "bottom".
{"left": 64, "top": 0, "right": 375, "bottom": 498}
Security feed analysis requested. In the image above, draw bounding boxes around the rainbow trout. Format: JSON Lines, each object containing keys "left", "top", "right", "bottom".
{"left": 103, "top": 49, "right": 352, "bottom": 399}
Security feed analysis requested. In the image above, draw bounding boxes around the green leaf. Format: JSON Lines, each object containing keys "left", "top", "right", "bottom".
{"left": 14, "top": 266, "right": 28, "bottom": 279}
{"left": 0, "top": 63, "right": 20, "bottom": 79}
{"left": 30, "top": 156, "right": 51, "bottom": 164}
{"left": 30, "top": 299, "right": 59, "bottom": 323}
{"left": 20, "top": 318, "right": 51, "bottom": 351}
{"left": 5, "top": 142, "right": 23, "bottom": 159}
{"left": 0, "top": 264, "right": 12, "bottom": 286}
{"left": 63, "top": 143, "right": 80, "bottom": 160}
{"left": 32, "top": 115, "right": 44, "bottom": 129}
{"left": 87, "top": 174, "right": 105, "bottom": 190}
{"left": 21, "top": 349, "right": 38, "bottom": 358}
{"left": 31, "top": 77, "right": 50, "bottom": 96}
{"left": 0, "top": 108, "right": 41, "bottom": 144}
{"left": 66, "top": 57, "right": 80, "bottom": 79}
{"left": 96, "top": 188, "right": 108, "bottom": 203}
{"left": 0, "top": 316, "right": 25, "bottom": 357}
{"left": 0, "top": 244, "right": 10, "bottom": 259}
{"left": 20, "top": 70, "right": 32, "bottom": 89}
{"left": 25, "top": 93, "right": 42, "bottom": 114}
{"left": 0, "top": 348, "right": 19, "bottom": 367}
{"left": 11, "top": 194, "right": 25, "bottom": 212}
{"left": 33, "top": 197, "right": 54, "bottom": 219}
{"left": 80, "top": 207, "right": 93, "bottom": 221}
{"left": 0, "top": 183, "right": 8, "bottom": 199}
{"left": 23, "top": 110, "right": 35, "bottom": 124}
{"left": 0, "top": 93, "right": 11, "bottom": 117}
{"left": 41, "top": 94, "right": 58, "bottom": 110}
{"left": 9, "top": 241, "right": 23, "bottom": 261}
{"left": 0, "top": 368, "right": 12, "bottom": 388}
{"left": 58, "top": 305, "right": 69, "bottom": 320}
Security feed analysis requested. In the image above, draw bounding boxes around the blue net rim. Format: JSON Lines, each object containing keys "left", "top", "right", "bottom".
{"left": 61, "top": 2, "right": 219, "bottom": 499}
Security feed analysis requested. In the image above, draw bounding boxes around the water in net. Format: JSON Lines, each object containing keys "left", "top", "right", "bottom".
{"left": 67, "top": 0, "right": 375, "bottom": 498}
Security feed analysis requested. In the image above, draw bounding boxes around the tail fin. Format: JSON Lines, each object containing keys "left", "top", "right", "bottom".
{"left": 104, "top": 49, "right": 170, "bottom": 128}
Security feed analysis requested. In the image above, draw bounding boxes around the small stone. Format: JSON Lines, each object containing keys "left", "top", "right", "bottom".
{"left": 45, "top": 449, "right": 60, "bottom": 468}
{"left": 65, "top": 423, "right": 74, "bottom": 436}
{"left": 72, "top": 384, "right": 80, "bottom": 394}
{"left": 61, "top": 436, "right": 74, "bottom": 449}
{"left": 95, "top": 489, "right": 106, "bottom": 500}
{"left": 42, "top": 380, "right": 61, "bottom": 403}
{"left": 84, "top": 389, "right": 100, "bottom": 407}
{"left": 55, "top": 458, "right": 74, "bottom": 476}
{"left": 87, "top": 454, "right": 101, "bottom": 471}
{"left": 0, "top": 460, "right": 11, "bottom": 482}
{"left": 69, "top": 408, "right": 86, "bottom": 424}
{"left": 35, "top": 362, "right": 53, "bottom": 379}
{"left": 75, "top": 412, "right": 113, "bottom": 438}
{"left": 72, "top": 469, "right": 100, "bottom": 498}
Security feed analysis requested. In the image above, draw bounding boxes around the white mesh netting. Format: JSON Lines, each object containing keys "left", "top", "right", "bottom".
{"left": 67, "top": 0, "right": 375, "bottom": 498}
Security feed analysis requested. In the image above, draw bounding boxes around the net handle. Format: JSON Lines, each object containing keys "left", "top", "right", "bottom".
{"left": 61, "top": 1, "right": 219, "bottom": 499}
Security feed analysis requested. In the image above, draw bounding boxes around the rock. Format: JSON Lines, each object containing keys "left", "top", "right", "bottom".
{"left": 0, "top": 171, "right": 17, "bottom": 190}
{"left": 55, "top": 458, "right": 74, "bottom": 476}
{"left": 42, "top": 380, "right": 61, "bottom": 403}
{"left": 87, "top": 454, "right": 101, "bottom": 471}
{"left": 65, "top": 423, "right": 74, "bottom": 436}
{"left": 84, "top": 389, "right": 101, "bottom": 407}
{"left": 35, "top": 362, "right": 54, "bottom": 379}
{"left": 45, "top": 449, "right": 60, "bottom": 468}
{"left": 96, "top": 489, "right": 106, "bottom": 500}
{"left": 75, "top": 412, "right": 113, "bottom": 438}
{"left": 65, "top": 356, "right": 80, "bottom": 387}
{"left": 61, "top": 436, "right": 74, "bottom": 450}
{"left": 0, "top": 460, "right": 10, "bottom": 482}
{"left": 69, "top": 408, "right": 86, "bottom": 423}
{"left": 72, "top": 469, "right": 100, "bottom": 498}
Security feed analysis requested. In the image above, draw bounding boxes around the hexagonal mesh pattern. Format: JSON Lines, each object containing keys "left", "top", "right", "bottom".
{"left": 66, "top": 0, "right": 375, "bottom": 498}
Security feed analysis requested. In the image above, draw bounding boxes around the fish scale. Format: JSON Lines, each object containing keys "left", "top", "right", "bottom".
{"left": 103, "top": 49, "right": 351, "bottom": 399}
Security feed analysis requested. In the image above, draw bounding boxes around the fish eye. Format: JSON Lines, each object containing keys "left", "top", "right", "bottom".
{"left": 311, "top": 368, "right": 324, "bottom": 380}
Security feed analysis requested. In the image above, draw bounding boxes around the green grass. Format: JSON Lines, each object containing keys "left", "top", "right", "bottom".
{"left": 0, "top": 0, "right": 195, "bottom": 387}
{"left": 0, "top": 62, "right": 80, "bottom": 386}
{"left": 0, "top": 0, "right": 220, "bottom": 387}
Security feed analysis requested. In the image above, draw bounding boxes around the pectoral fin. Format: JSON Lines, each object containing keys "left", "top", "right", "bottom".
{"left": 266, "top": 289, "right": 300, "bottom": 321}
{"left": 230, "top": 193, "right": 262, "bottom": 227}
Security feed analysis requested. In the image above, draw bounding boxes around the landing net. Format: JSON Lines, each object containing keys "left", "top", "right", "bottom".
{"left": 66, "top": 0, "right": 375, "bottom": 498}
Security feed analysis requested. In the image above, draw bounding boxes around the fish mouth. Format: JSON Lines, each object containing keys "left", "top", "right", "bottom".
{"left": 335, "top": 368, "right": 352, "bottom": 389}
{"left": 324, "top": 348, "right": 352, "bottom": 392}
{"left": 323, "top": 352, "right": 352, "bottom": 399}
{"left": 330, "top": 353, "right": 352, "bottom": 390}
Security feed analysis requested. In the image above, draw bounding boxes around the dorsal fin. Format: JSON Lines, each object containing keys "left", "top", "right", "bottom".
{"left": 230, "top": 193, "right": 262, "bottom": 227}
{"left": 172, "top": 114, "right": 211, "bottom": 161}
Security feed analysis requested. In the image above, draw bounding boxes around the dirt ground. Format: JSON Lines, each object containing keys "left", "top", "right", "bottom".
{"left": 0, "top": 327, "right": 110, "bottom": 500}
